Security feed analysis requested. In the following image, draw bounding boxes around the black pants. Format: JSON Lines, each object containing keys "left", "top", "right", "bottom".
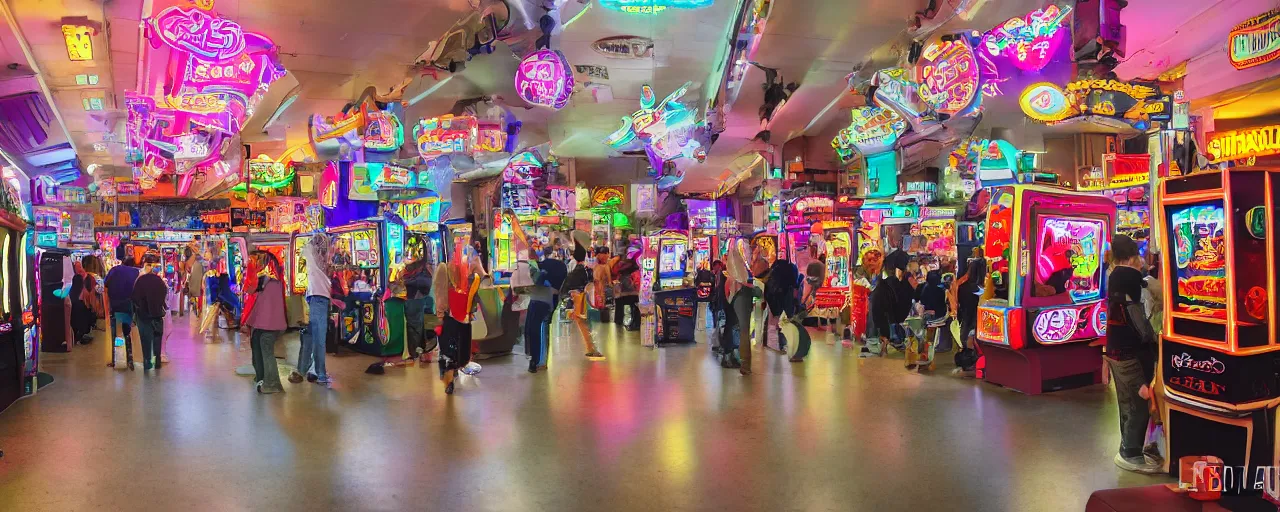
{"left": 614, "top": 295, "right": 640, "bottom": 329}
{"left": 439, "top": 316, "right": 473, "bottom": 376}
{"left": 136, "top": 315, "right": 164, "bottom": 369}
{"left": 404, "top": 298, "right": 427, "bottom": 357}
{"left": 524, "top": 300, "right": 552, "bottom": 370}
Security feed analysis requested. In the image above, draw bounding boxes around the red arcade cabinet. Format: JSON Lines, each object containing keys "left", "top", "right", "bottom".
{"left": 975, "top": 185, "right": 1117, "bottom": 394}
{"left": 1159, "top": 167, "right": 1280, "bottom": 480}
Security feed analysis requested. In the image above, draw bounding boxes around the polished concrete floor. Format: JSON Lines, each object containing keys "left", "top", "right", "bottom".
{"left": 0, "top": 313, "right": 1169, "bottom": 511}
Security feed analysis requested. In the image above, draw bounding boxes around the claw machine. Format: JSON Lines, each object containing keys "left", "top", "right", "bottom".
{"left": 686, "top": 199, "right": 718, "bottom": 271}
{"left": 1158, "top": 167, "right": 1280, "bottom": 480}
{"left": 784, "top": 195, "right": 835, "bottom": 272}
{"left": 328, "top": 216, "right": 408, "bottom": 357}
{"left": 812, "top": 220, "right": 854, "bottom": 319}
{"left": 975, "top": 185, "right": 1116, "bottom": 394}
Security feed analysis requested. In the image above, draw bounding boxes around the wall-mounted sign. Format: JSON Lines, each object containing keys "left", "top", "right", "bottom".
{"left": 916, "top": 38, "right": 980, "bottom": 116}
{"left": 1019, "top": 82, "right": 1071, "bottom": 122}
{"left": 598, "top": 0, "right": 713, "bottom": 14}
{"left": 574, "top": 64, "right": 610, "bottom": 80}
{"left": 1206, "top": 125, "right": 1280, "bottom": 163}
{"left": 592, "top": 185, "right": 626, "bottom": 208}
{"left": 592, "top": 36, "right": 655, "bottom": 59}
{"left": 831, "top": 107, "right": 906, "bottom": 160}
{"left": 981, "top": 5, "right": 1071, "bottom": 72}
{"left": 1078, "top": 153, "right": 1151, "bottom": 191}
{"left": 1228, "top": 9, "right": 1280, "bottom": 70}
{"left": 61, "top": 25, "right": 94, "bottom": 61}
{"left": 515, "top": 49, "right": 575, "bottom": 110}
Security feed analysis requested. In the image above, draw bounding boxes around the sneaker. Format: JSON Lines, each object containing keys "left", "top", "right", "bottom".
{"left": 1143, "top": 443, "right": 1164, "bottom": 464}
{"left": 1113, "top": 452, "right": 1162, "bottom": 474}
{"left": 316, "top": 376, "right": 334, "bottom": 384}
{"left": 288, "top": 371, "right": 304, "bottom": 384}
{"left": 306, "top": 373, "right": 318, "bottom": 383}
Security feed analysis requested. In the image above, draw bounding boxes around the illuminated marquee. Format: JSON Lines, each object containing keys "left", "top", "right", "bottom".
{"left": 1229, "top": 9, "right": 1280, "bottom": 70}
{"left": 1206, "top": 125, "right": 1280, "bottom": 163}
{"left": 514, "top": 49, "right": 575, "bottom": 110}
{"left": 413, "top": 115, "right": 477, "bottom": 159}
{"left": 147, "top": 6, "right": 246, "bottom": 61}
{"left": 916, "top": 38, "right": 980, "bottom": 116}
{"left": 61, "top": 25, "right": 94, "bottom": 61}
{"left": 981, "top": 5, "right": 1071, "bottom": 72}
{"left": 363, "top": 110, "right": 404, "bottom": 153}
{"left": 831, "top": 107, "right": 906, "bottom": 160}
{"left": 598, "top": 0, "right": 714, "bottom": 14}
{"left": 1019, "top": 79, "right": 1170, "bottom": 129}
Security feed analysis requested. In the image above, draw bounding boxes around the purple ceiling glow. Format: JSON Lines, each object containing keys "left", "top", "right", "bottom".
{"left": 0, "top": 92, "right": 54, "bottom": 155}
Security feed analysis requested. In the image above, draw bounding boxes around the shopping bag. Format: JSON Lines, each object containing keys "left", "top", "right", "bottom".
{"left": 198, "top": 305, "right": 219, "bottom": 334}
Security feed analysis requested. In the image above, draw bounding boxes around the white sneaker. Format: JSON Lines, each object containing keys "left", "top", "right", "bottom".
{"left": 1113, "top": 452, "right": 1162, "bottom": 474}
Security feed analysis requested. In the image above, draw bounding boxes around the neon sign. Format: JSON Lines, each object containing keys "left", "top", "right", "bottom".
{"left": 514, "top": 49, "right": 574, "bottom": 110}
{"left": 147, "top": 6, "right": 246, "bottom": 61}
{"left": 1019, "top": 82, "right": 1071, "bottom": 122}
{"left": 363, "top": 110, "right": 404, "bottom": 153}
{"left": 1171, "top": 203, "right": 1227, "bottom": 319}
{"left": 982, "top": 5, "right": 1071, "bottom": 72}
{"left": 917, "top": 38, "right": 980, "bottom": 115}
{"left": 62, "top": 25, "right": 94, "bottom": 61}
{"left": 1019, "top": 79, "right": 1169, "bottom": 129}
{"left": 413, "top": 115, "right": 476, "bottom": 159}
{"left": 1206, "top": 124, "right": 1280, "bottom": 163}
{"left": 1229, "top": 9, "right": 1280, "bottom": 70}
{"left": 598, "top": 0, "right": 713, "bottom": 14}
{"left": 831, "top": 107, "right": 905, "bottom": 159}
{"left": 1171, "top": 353, "right": 1227, "bottom": 374}
{"left": 606, "top": 82, "right": 702, "bottom": 178}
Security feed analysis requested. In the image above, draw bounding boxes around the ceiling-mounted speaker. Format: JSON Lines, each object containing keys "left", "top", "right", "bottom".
{"left": 907, "top": 40, "right": 924, "bottom": 64}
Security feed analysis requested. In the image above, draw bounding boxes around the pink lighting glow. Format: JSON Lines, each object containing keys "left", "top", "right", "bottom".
{"left": 514, "top": 50, "right": 574, "bottom": 110}
{"left": 147, "top": 6, "right": 247, "bottom": 61}
{"left": 981, "top": 5, "right": 1071, "bottom": 72}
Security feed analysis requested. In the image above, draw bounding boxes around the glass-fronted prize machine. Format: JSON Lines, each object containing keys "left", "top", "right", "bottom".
{"left": 328, "top": 216, "right": 407, "bottom": 357}
{"left": 646, "top": 229, "right": 696, "bottom": 345}
{"left": 686, "top": 199, "right": 718, "bottom": 271}
{"left": 810, "top": 221, "right": 854, "bottom": 320}
{"left": 1157, "top": 167, "right": 1280, "bottom": 479}
{"left": 490, "top": 210, "right": 532, "bottom": 286}
{"left": 975, "top": 185, "right": 1116, "bottom": 395}
{"left": 784, "top": 195, "right": 835, "bottom": 273}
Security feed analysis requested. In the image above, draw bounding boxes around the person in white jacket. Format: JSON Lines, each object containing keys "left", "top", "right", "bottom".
{"left": 290, "top": 234, "right": 334, "bottom": 384}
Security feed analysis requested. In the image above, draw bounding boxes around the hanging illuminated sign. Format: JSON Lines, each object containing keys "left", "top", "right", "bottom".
{"left": 831, "top": 107, "right": 906, "bottom": 160}
{"left": 1019, "top": 82, "right": 1071, "bottom": 122}
{"left": 147, "top": 6, "right": 247, "bottom": 61}
{"left": 916, "top": 38, "right": 980, "bottom": 116}
{"left": 981, "top": 4, "right": 1071, "bottom": 72}
{"left": 413, "top": 115, "right": 476, "bottom": 159}
{"left": 363, "top": 110, "right": 404, "bottom": 153}
{"left": 1206, "top": 125, "right": 1280, "bottom": 163}
{"left": 61, "top": 25, "right": 94, "bottom": 61}
{"left": 1229, "top": 9, "right": 1280, "bottom": 70}
{"left": 598, "top": 0, "right": 713, "bottom": 14}
{"left": 514, "top": 49, "right": 575, "bottom": 110}
{"left": 1019, "top": 79, "right": 1170, "bottom": 128}
{"left": 606, "top": 82, "right": 703, "bottom": 177}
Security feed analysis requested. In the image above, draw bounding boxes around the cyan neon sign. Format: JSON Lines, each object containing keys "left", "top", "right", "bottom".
{"left": 599, "top": 0, "right": 714, "bottom": 14}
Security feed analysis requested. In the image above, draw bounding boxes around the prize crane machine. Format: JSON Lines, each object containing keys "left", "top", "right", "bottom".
{"left": 811, "top": 220, "right": 855, "bottom": 319}
{"left": 647, "top": 229, "right": 690, "bottom": 290}
{"left": 490, "top": 210, "right": 533, "bottom": 286}
{"left": 328, "top": 216, "right": 409, "bottom": 357}
{"left": 784, "top": 195, "right": 835, "bottom": 273}
{"left": 686, "top": 199, "right": 718, "bottom": 271}
{"left": 1157, "top": 168, "right": 1280, "bottom": 479}
{"left": 975, "top": 185, "right": 1116, "bottom": 394}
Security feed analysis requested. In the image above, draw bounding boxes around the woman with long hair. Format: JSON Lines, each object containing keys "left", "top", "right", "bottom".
{"left": 433, "top": 250, "right": 481, "bottom": 395}
{"left": 723, "top": 239, "right": 759, "bottom": 374}
{"left": 243, "top": 251, "right": 289, "bottom": 394}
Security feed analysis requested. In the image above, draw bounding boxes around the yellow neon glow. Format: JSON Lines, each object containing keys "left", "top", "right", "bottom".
{"left": 61, "top": 25, "right": 93, "bottom": 61}
{"left": 1, "top": 231, "right": 10, "bottom": 313}
{"left": 19, "top": 231, "right": 28, "bottom": 310}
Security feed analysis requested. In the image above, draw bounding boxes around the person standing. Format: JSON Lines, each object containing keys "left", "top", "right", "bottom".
{"left": 244, "top": 252, "right": 289, "bottom": 394}
{"left": 69, "top": 261, "right": 94, "bottom": 345}
{"left": 591, "top": 247, "right": 613, "bottom": 323}
{"left": 1105, "top": 234, "right": 1161, "bottom": 473}
{"left": 612, "top": 247, "right": 641, "bottom": 331}
{"left": 290, "top": 235, "right": 334, "bottom": 384}
{"left": 401, "top": 255, "right": 433, "bottom": 364}
{"left": 559, "top": 242, "right": 604, "bottom": 359}
{"left": 433, "top": 253, "right": 480, "bottom": 394}
{"left": 132, "top": 255, "right": 168, "bottom": 370}
{"left": 529, "top": 248, "right": 566, "bottom": 373}
{"left": 184, "top": 250, "right": 205, "bottom": 315}
{"left": 723, "top": 240, "right": 758, "bottom": 374}
{"left": 103, "top": 256, "right": 142, "bottom": 370}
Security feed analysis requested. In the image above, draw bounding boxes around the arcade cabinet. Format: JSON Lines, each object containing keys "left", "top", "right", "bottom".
{"left": 812, "top": 220, "right": 854, "bottom": 317}
{"left": 0, "top": 222, "right": 37, "bottom": 408}
{"left": 37, "top": 247, "right": 71, "bottom": 353}
{"left": 19, "top": 229, "right": 38, "bottom": 395}
{"left": 975, "top": 185, "right": 1116, "bottom": 394}
{"left": 1158, "top": 167, "right": 1280, "bottom": 480}
{"left": 329, "top": 218, "right": 406, "bottom": 357}
{"left": 751, "top": 229, "right": 781, "bottom": 265}
{"left": 784, "top": 195, "right": 835, "bottom": 273}
{"left": 646, "top": 229, "right": 696, "bottom": 345}
{"left": 686, "top": 199, "right": 718, "bottom": 271}
{"left": 649, "top": 229, "right": 689, "bottom": 290}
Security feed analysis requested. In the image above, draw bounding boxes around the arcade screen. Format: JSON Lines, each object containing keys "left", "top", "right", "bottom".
{"left": 386, "top": 223, "right": 405, "bottom": 283}
{"left": 825, "top": 231, "right": 851, "bottom": 288}
{"left": 1169, "top": 202, "right": 1227, "bottom": 319}
{"left": 350, "top": 229, "right": 380, "bottom": 269}
{"left": 1031, "top": 216, "right": 1104, "bottom": 303}
{"left": 659, "top": 239, "right": 686, "bottom": 279}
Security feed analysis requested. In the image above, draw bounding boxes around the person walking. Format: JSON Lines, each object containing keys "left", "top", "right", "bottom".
{"left": 433, "top": 252, "right": 481, "bottom": 394}
{"left": 290, "top": 235, "right": 335, "bottom": 383}
{"left": 723, "top": 239, "right": 759, "bottom": 374}
{"left": 103, "top": 256, "right": 142, "bottom": 369}
{"left": 244, "top": 252, "right": 290, "bottom": 394}
{"left": 612, "top": 247, "right": 641, "bottom": 331}
{"left": 528, "top": 248, "right": 566, "bottom": 373}
{"left": 132, "top": 254, "right": 168, "bottom": 370}
{"left": 592, "top": 247, "right": 613, "bottom": 323}
{"left": 1105, "top": 234, "right": 1161, "bottom": 473}
{"left": 69, "top": 260, "right": 95, "bottom": 345}
{"left": 559, "top": 241, "right": 604, "bottom": 359}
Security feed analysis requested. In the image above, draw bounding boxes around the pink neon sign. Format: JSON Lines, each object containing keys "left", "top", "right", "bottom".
{"left": 916, "top": 39, "right": 980, "bottom": 115}
{"left": 514, "top": 49, "right": 574, "bottom": 110}
{"left": 148, "top": 6, "right": 247, "bottom": 61}
{"left": 981, "top": 5, "right": 1071, "bottom": 72}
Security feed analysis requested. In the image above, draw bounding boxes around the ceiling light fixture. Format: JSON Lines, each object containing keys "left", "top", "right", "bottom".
{"left": 408, "top": 76, "right": 454, "bottom": 106}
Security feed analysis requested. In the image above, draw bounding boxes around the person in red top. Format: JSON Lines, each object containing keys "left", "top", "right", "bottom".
{"left": 243, "top": 252, "right": 290, "bottom": 394}
{"left": 433, "top": 250, "right": 480, "bottom": 395}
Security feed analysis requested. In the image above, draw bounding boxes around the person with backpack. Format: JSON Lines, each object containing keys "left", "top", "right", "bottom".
{"left": 1105, "top": 234, "right": 1161, "bottom": 473}
{"left": 103, "top": 255, "right": 142, "bottom": 369}
{"left": 132, "top": 254, "right": 169, "bottom": 370}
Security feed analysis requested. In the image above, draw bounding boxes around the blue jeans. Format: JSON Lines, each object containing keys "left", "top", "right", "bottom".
{"left": 525, "top": 300, "right": 552, "bottom": 369}
{"left": 297, "top": 296, "right": 330, "bottom": 379}
{"left": 110, "top": 309, "right": 134, "bottom": 364}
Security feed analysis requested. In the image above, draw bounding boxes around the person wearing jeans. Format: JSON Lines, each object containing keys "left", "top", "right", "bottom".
{"left": 530, "top": 252, "right": 567, "bottom": 372}
{"left": 292, "top": 235, "right": 333, "bottom": 384}
{"left": 104, "top": 256, "right": 142, "bottom": 370}
{"left": 1106, "top": 234, "right": 1160, "bottom": 473}
{"left": 132, "top": 255, "right": 168, "bottom": 370}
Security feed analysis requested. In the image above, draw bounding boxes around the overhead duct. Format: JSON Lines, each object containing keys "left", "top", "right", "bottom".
{"left": 240, "top": 71, "right": 302, "bottom": 141}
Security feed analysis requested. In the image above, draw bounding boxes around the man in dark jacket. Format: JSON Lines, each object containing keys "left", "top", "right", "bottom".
{"left": 132, "top": 255, "right": 168, "bottom": 370}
